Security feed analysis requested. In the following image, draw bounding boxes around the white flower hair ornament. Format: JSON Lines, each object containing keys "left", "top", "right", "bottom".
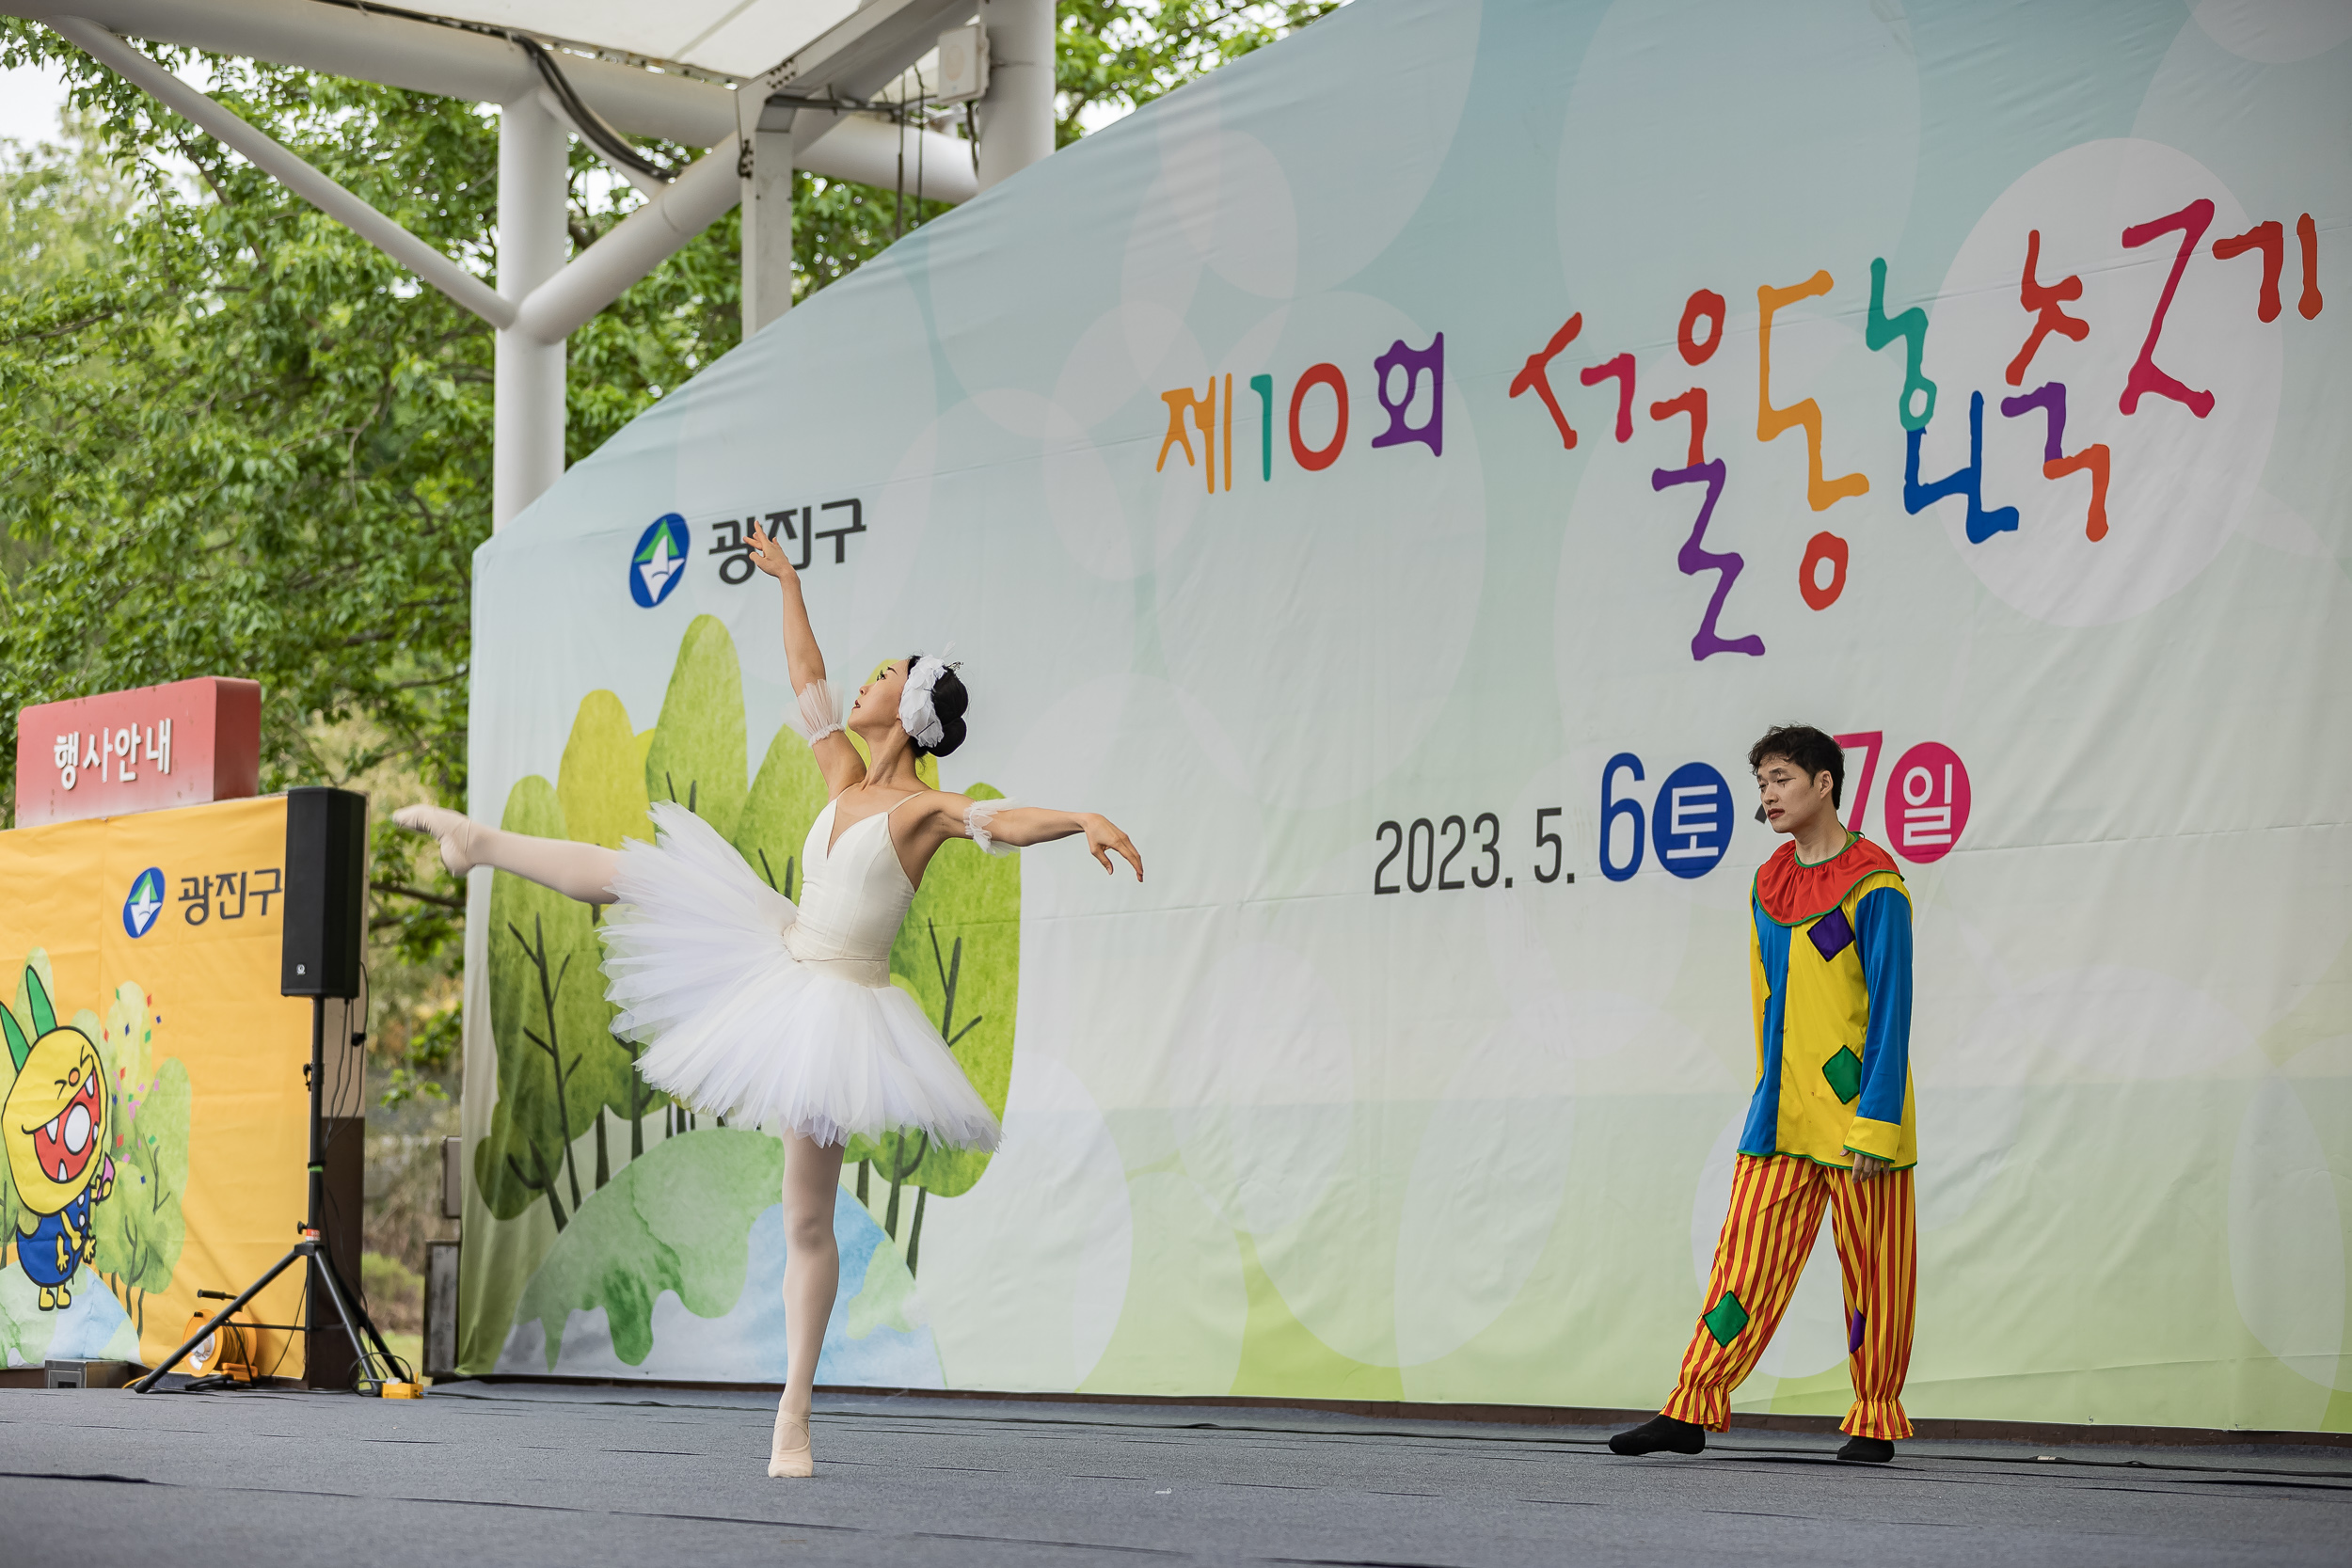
{"left": 898, "top": 651, "right": 961, "bottom": 752}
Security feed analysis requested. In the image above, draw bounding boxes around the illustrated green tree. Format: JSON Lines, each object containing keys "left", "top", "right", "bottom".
{"left": 644, "top": 616, "right": 747, "bottom": 838}
{"left": 846, "top": 784, "right": 1021, "bottom": 1275}
{"left": 474, "top": 778, "right": 612, "bottom": 1230}
{"left": 638, "top": 614, "right": 751, "bottom": 1136}
{"left": 91, "top": 983, "right": 190, "bottom": 1337}
{"left": 555, "top": 689, "right": 666, "bottom": 1164}
{"left": 732, "top": 715, "right": 833, "bottom": 906}
{"left": 477, "top": 614, "right": 765, "bottom": 1227}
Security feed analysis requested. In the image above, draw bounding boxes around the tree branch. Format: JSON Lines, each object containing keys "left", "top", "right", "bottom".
{"left": 372, "top": 879, "right": 464, "bottom": 911}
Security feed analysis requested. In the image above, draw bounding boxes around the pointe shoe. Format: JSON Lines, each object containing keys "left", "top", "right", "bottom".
{"left": 768, "top": 1405, "right": 814, "bottom": 1479}
{"left": 391, "top": 804, "right": 480, "bottom": 877}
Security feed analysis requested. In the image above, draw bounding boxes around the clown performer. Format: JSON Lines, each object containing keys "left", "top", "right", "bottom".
{"left": 1611, "top": 724, "right": 1917, "bottom": 1465}
{"left": 395, "top": 517, "right": 1142, "bottom": 1479}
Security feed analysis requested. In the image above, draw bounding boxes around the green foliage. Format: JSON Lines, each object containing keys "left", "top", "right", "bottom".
{"left": 1056, "top": 2, "right": 1345, "bottom": 145}
{"left": 514, "top": 1125, "right": 783, "bottom": 1367}
{"left": 0, "top": 105, "right": 137, "bottom": 294}
{"left": 0, "top": 24, "right": 961, "bottom": 874}
{"left": 0, "top": 28, "right": 502, "bottom": 826}
{"left": 360, "top": 1248, "right": 425, "bottom": 1333}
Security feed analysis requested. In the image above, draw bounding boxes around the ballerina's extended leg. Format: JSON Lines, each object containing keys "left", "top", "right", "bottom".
{"left": 390, "top": 805, "right": 622, "bottom": 904}
{"left": 771, "top": 1131, "right": 846, "bottom": 1478}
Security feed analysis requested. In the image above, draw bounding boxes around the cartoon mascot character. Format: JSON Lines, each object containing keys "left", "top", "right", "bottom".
{"left": 3, "top": 969, "right": 115, "bottom": 1310}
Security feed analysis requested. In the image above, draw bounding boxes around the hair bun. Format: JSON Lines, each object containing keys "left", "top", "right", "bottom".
{"left": 911, "top": 657, "right": 971, "bottom": 758}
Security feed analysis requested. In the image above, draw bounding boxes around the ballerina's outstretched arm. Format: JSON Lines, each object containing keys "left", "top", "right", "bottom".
{"left": 976, "top": 806, "right": 1144, "bottom": 879}
{"left": 898, "top": 796, "right": 1143, "bottom": 882}
{"left": 747, "top": 517, "right": 865, "bottom": 799}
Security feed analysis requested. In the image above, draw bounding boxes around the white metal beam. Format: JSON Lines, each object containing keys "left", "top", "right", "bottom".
{"left": 16, "top": 1, "right": 979, "bottom": 191}
{"left": 788, "top": 109, "right": 975, "bottom": 202}
{"left": 749, "top": 0, "right": 978, "bottom": 102}
{"left": 509, "top": 139, "right": 744, "bottom": 344}
{"left": 22, "top": 0, "right": 736, "bottom": 142}
{"left": 45, "top": 15, "right": 517, "bottom": 327}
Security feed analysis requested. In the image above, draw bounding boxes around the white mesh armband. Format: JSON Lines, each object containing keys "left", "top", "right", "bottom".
{"left": 964, "top": 798, "right": 1020, "bottom": 856}
{"left": 783, "top": 680, "right": 847, "bottom": 744}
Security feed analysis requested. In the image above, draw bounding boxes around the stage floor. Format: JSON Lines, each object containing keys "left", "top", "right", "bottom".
{"left": 2, "top": 1383, "right": 2345, "bottom": 1566}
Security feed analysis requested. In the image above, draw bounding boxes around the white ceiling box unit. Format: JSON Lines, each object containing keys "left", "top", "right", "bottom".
{"left": 932, "top": 21, "right": 987, "bottom": 103}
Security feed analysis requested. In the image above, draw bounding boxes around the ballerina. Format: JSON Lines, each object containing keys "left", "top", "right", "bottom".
{"left": 394, "top": 516, "right": 1142, "bottom": 1478}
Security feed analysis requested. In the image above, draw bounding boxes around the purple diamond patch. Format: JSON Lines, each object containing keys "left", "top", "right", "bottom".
{"left": 1808, "top": 905, "right": 1855, "bottom": 960}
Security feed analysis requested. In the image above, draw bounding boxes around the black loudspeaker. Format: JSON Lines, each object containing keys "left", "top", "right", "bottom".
{"left": 282, "top": 786, "right": 369, "bottom": 999}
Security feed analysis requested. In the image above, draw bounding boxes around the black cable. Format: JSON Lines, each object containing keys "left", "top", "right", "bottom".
{"left": 509, "top": 33, "right": 679, "bottom": 184}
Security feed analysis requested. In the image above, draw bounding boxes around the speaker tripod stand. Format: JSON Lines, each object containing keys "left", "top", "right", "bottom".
{"left": 133, "top": 994, "right": 404, "bottom": 1394}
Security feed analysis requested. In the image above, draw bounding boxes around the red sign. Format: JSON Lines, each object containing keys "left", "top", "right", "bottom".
{"left": 14, "top": 677, "right": 262, "bottom": 827}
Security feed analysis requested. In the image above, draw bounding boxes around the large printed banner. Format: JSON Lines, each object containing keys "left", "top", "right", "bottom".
{"left": 0, "top": 797, "right": 315, "bottom": 1375}
{"left": 461, "top": 0, "right": 2352, "bottom": 1431}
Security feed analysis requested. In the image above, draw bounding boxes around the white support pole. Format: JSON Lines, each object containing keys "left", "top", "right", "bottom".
{"left": 741, "top": 101, "right": 797, "bottom": 339}
{"left": 975, "top": 0, "right": 1056, "bottom": 192}
{"left": 493, "top": 98, "right": 568, "bottom": 530}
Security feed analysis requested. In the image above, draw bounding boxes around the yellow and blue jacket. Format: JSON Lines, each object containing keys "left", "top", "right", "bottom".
{"left": 1740, "top": 833, "right": 1915, "bottom": 1169}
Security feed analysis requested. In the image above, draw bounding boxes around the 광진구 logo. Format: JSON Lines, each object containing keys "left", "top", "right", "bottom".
{"left": 123, "top": 865, "right": 166, "bottom": 938}
{"left": 628, "top": 514, "right": 691, "bottom": 609}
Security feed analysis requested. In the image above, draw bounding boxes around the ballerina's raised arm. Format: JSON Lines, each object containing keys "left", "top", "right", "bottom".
{"left": 746, "top": 518, "right": 1142, "bottom": 886}
{"left": 748, "top": 516, "right": 866, "bottom": 800}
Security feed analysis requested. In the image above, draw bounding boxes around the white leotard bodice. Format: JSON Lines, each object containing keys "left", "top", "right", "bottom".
{"left": 782, "top": 796, "right": 917, "bottom": 982}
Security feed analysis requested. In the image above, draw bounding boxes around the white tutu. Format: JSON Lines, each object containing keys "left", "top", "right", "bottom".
{"left": 599, "top": 802, "right": 1001, "bottom": 1150}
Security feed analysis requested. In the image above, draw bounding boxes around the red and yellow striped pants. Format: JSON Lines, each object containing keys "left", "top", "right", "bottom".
{"left": 1662, "top": 1152, "right": 1916, "bottom": 1440}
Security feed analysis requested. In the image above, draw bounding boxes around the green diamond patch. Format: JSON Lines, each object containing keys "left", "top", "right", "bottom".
{"left": 1702, "top": 1290, "right": 1750, "bottom": 1346}
{"left": 1821, "top": 1046, "right": 1863, "bottom": 1104}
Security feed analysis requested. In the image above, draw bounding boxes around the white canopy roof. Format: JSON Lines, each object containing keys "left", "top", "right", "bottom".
{"left": 411, "top": 0, "right": 866, "bottom": 80}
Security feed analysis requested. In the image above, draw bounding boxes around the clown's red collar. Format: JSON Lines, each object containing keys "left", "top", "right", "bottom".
{"left": 1753, "top": 832, "right": 1900, "bottom": 927}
